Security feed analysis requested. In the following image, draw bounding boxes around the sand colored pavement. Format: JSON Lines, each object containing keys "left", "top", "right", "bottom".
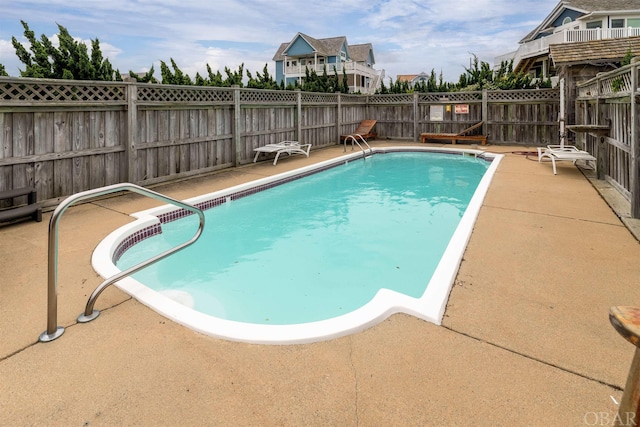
{"left": 1, "top": 143, "right": 639, "bottom": 426}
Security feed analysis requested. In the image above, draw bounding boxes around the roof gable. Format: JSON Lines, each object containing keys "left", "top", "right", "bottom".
{"left": 349, "top": 43, "right": 375, "bottom": 64}
{"left": 285, "top": 34, "right": 316, "bottom": 56}
{"left": 272, "top": 33, "right": 369, "bottom": 62}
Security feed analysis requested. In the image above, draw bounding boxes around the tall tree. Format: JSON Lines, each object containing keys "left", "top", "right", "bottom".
{"left": 223, "top": 64, "right": 244, "bottom": 86}
{"left": 11, "top": 21, "right": 118, "bottom": 80}
{"left": 159, "top": 58, "right": 192, "bottom": 85}
{"left": 128, "top": 66, "right": 157, "bottom": 83}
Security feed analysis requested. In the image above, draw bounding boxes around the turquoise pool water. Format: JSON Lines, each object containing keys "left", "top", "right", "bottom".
{"left": 117, "top": 151, "right": 490, "bottom": 325}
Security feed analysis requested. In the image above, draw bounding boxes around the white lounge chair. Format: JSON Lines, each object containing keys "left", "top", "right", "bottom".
{"left": 252, "top": 141, "right": 312, "bottom": 165}
{"left": 537, "top": 145, "right": 596, "bottom": 175}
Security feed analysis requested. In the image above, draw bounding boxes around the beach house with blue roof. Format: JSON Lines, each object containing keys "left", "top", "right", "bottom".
{"left": 272, "top": 33, "right": 382, "bottom": 94}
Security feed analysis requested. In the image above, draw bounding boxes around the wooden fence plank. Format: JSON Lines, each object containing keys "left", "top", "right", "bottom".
{"left": 34, "top": 112, "right": 54, "bottom": 200}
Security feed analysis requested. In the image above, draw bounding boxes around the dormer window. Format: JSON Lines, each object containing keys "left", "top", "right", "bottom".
{"left": 562, "top": 17, "right": 572, "bottom": 25}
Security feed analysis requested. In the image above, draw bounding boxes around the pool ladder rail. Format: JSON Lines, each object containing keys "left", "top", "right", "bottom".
{"left": 343, "top": 134, "right": 373, "bottom": 159}
{"left": 39, "top": 183, "right": 205, "bottom": 343}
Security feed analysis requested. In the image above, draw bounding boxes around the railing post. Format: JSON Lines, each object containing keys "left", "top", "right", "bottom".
{"left": 40, "top": 211, "right": 65, "bottom": 342}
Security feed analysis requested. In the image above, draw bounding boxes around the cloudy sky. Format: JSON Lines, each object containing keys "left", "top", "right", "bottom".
{"left": 0, "top": 0, "right": 557, "bottom": 84}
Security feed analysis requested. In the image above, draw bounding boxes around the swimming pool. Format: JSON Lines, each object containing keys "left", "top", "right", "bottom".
{"left": 92, "top": 146, "right": 502, "bottom": 344}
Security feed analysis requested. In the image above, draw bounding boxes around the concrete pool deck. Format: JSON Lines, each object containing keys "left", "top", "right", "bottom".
{"left": 1, "top": 141, "right": 639, "bottom": 426}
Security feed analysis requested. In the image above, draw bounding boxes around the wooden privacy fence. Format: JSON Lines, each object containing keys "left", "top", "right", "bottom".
{"left": 575, "top": 62, "right": 640, "bottom": 217}
{"left": 1, "top": 76, "right": 560, "bottom": 207}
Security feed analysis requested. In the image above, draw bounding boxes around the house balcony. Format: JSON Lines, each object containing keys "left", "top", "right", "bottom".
{"left": 495, "top": 27, "right": 640, "bottom": 73}
{"left": 283, "top": 61, "right": 379, "bottom": 80}
{"left": 284, "top": 61, "right": 381, "bottom": 94}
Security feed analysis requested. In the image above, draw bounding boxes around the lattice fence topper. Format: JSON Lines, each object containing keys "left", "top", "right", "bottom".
{"left": 419, "top": 92, "right": 482, "bottom": 103}
{"left": 0, "top": 77, "right": 126, "bottom": 102}
{"left": 241, "top": 89, "right": 297, "bottom": 103}
{"left": 301, "top": 92, "right": 338, "bottom": 103}
{"left": 577, "top": 63, "right": 640, "bottom": 99}
{"left": 487, "top": 88, "right": 559, "bottom": 102}
{"left": 369, "top": 94, "right": 413, "bottom": 104}
{"left": 137, "top": 84, "right": 234, "bottom": 103}
{"left": 600, "top": 71, "right": 632, "bottom": 95}
{"left": 340, "top": 94, "right": 369, "bottom": 104}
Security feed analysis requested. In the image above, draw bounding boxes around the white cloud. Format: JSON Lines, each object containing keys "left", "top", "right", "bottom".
{"left": 0, "top": 0, "right": 558, "bottom": 82}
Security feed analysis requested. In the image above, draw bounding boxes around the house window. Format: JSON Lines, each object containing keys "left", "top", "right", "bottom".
{"left": 628, "top": 18, "right": 640, "bottom": 28}
{"left": 586, "top": 20, "right": 602, "bottom": 29}
{"left": 611, "top": 19, "right": 625, "bottom": 28}
{"left": 562, "top": 17, "right": 572, "bottom": 25}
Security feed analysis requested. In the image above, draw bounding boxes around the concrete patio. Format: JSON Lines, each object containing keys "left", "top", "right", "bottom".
{"left": 1, "top": 141, "right": 639, "bottom": 426}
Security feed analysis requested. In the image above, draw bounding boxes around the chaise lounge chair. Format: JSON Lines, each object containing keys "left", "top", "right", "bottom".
{"left": 340, "top": 119, "right": 378, "bottom": 142}
{"left": 537, "top": 144, "right": 596, "bottom": 175}
{"left": 420, "top": 121, "right": 487, "bottom": 145}
{"left": 252, "top": 141, "right": 312, "bottom": 165}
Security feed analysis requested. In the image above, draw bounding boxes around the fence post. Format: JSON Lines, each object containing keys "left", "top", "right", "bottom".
{"left": 482, "top": 90, "right": 488, "bottom": 137}
{"left": 413, "top": 92, "right": 419, "bottom": 142}
{"left": 337, "top": 92, "right": 342, "bottom": 144}
{"left": 631, "top": 63, "right": 640, "bottom": 218}
{"left": 296, "top": 89, "right": 302, "bottom": 141}
{"left": 233, "top": 85, "right": 241, "bottom": 167}
{"left": 126, "top": 81, "right": 138, "bottom": 183}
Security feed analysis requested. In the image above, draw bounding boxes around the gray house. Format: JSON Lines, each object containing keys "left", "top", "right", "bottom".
{"left": 495, "top": 0, "right": 640, "bottom": 79}
{"left": 496, "top": 0, "right": 640, "bottom": 125}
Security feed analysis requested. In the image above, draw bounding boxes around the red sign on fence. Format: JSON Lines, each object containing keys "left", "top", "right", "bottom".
{"left": 455, "top": 104, "right": 469, "bottom": 114}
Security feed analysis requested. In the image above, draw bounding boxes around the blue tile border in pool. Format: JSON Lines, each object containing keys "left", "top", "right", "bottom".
{"left": 112, "top": 222, "right": 163, "bottom": 263}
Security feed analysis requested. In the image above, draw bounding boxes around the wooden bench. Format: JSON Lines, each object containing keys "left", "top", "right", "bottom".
{"left": 0, "top": 187, "right": 42, "bottom": 224}
{"left": 420, "top": 121, "right": 487, "bottom": 145}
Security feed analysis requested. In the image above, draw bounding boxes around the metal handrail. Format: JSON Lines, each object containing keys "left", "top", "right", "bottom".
{"left": 343, "top": 134, "right": 373, "bottom": 158}
{"left": 39, "top": 183, "right": 205, "bottom": 343}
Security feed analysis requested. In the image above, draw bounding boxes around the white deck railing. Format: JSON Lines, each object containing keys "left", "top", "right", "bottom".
{"left": 284, "top": 62, "right": 381, "bottom": 94}
{"left": 495, "top": 27, "right": 640, "bottom": 69}
{"left": 284, "top": 61, "right": 379, "bottom": 79}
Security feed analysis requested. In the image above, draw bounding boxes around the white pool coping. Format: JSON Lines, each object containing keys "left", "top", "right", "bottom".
{"left": 92, "top": 146, "right": 503, "bottom": 344}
